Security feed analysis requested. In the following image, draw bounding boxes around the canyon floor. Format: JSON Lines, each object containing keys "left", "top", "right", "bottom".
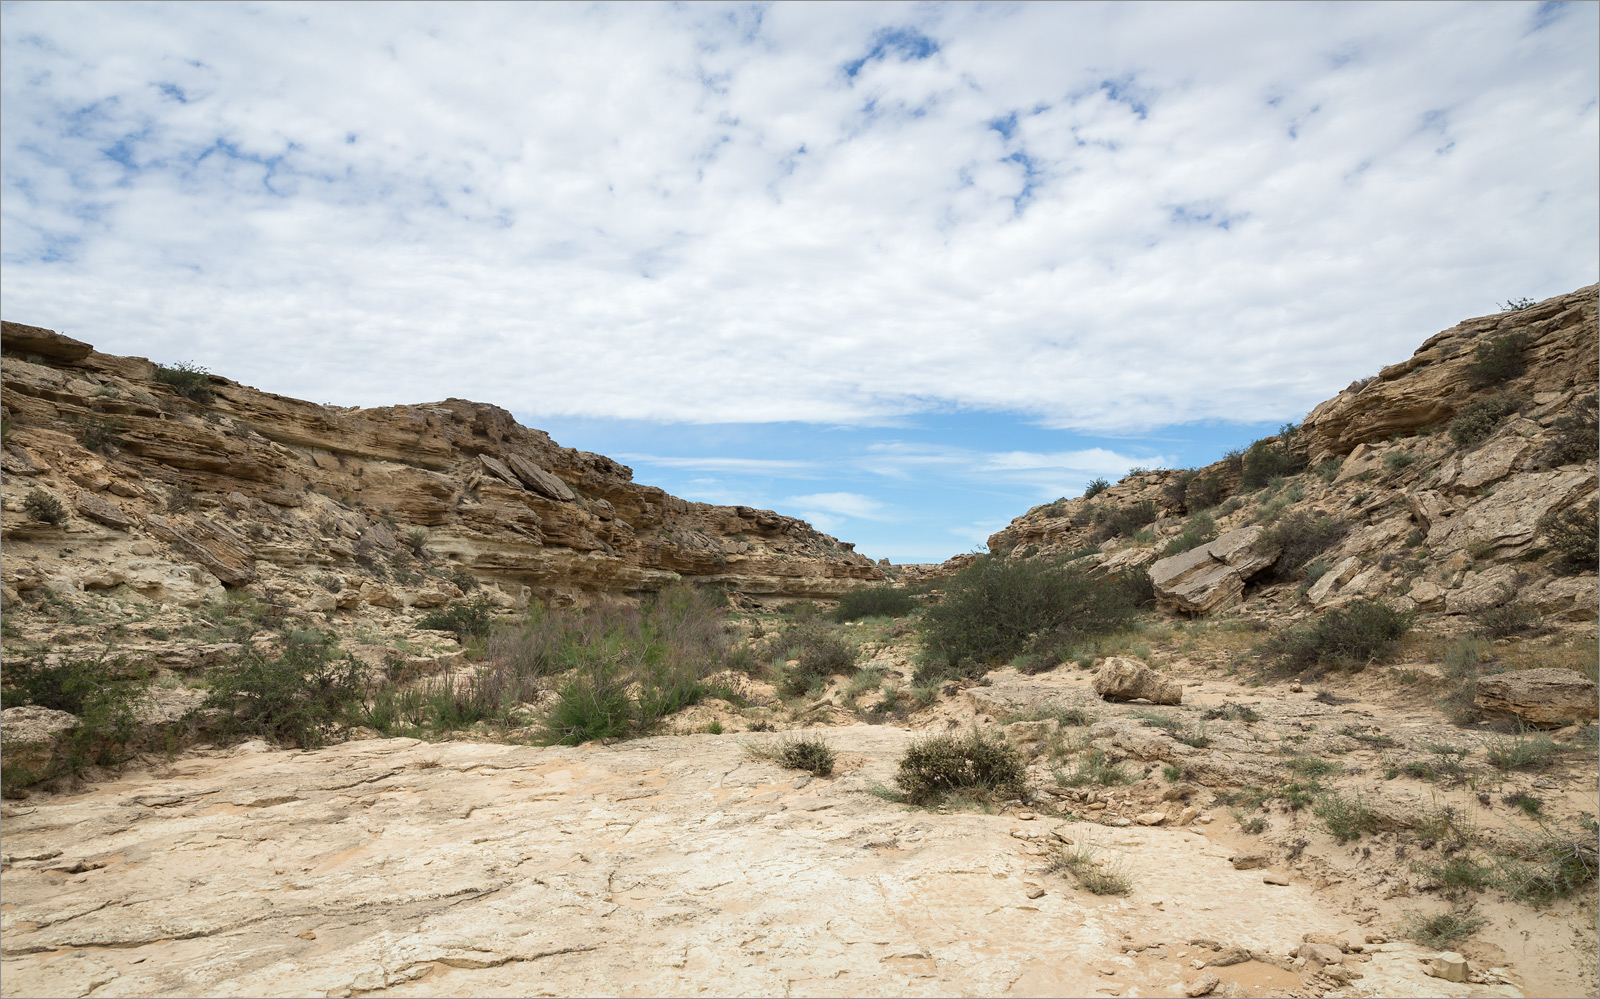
{"left": 3, "top": 634, "right": 1594, "bottom": 999}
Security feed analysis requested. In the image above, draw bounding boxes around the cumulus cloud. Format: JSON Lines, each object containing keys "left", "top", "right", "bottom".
{"left": 788, "top": 491, "right": 888, "bottom": 521}
{"left": 2, "top": 1, "right": 1595, "bottom": 435}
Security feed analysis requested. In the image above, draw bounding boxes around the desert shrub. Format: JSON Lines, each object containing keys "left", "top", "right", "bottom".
{"left": 1240, "top": 437, "right": 1306, "bottom": 489}
{"left": 1047, "top": 839, "right": 1133, "bottom": 895}
{"left": 1314, "top": 790, "right": 1379, "bottom": 842}
{"left": 166, "top": 483, "right": 197, "bottom": 513}
{"left": 1448, "top": 392, "right": 1524, "bottom": 448}
{"left": 916, "top": 557, "right": 1144, "bottom": 682}
{"left": 1539, "top": 504, "right": 1597, "bottom": 575}
{"left": 1054, "top": 748, "right": 1134, "bottom": 787}
{"left": 1256, "top": 511, "right": 1347, "bottom": 581}
{"left": 22, "top": 489, "right": 65, "bottom": 525}
{"left": 1541, "top": 393, "right": 1598, "bottom": 466}
{"left": 1470, "top": 597, "right": 1539, "bottom": 639}
{"left": 833, "top": 587, "right": 916, "bottom": 622}
{"left": 445, "top": 565, "right": 481, "bottom": 592}
{"left": 1266, "top": 599, "right": 1413, "bottom": 672}
{"left": 1485, "top": 728, "right": 1561, "bottom": 771}
{"left": 1495, "top": 828, "right": 1599, "bottom": 904}
{"left": 405, "top": 527, "right": 430, "bottom": 556}
{"left": 482, "top": 584, "right": 751, "bottom": 744}
{"left": 1163, "top": 513, "right": 1216, "bottom": 556}
{"left": 1403, "top": 910, "right": 1486, "bottom": 948}
{"left": 1383, "top": 449, "right": 1417, "bottom": 475}
{"left": 1161, "top": 470, "right": 1196, "bottom": 510}
{"left": 1184, "top": 472, "right": 1226, "bottom": 510}
{"left": 1498, "top": 297, "right": 1536, "bottom": 312}
{"left": 778, "top": 624, "right": 859, "bottom": 697}
{"left": 202, "top": 638, "right": 366, "bottom": 748}
{"left": 1083, "top": 477, "right": 1110, "bottom": 499}
{"left": 0, "top": 652, "right": 152, "bottom": 793}
{"left": 748, "top": 733, "right": 836, "bottom": 776}
{"left": 417, "top": 597, "right": 495, "bottom": 638}
{"left": 895, "top": 731, "right": 1026, "bottom": 805}
{"left": 1466, "top": 330, "right": 1529, "bottom": 387}
{"left": 1090, "top": 499, "right": 1159, "bottom": 542}
{"left": 1315, "top": 458, "right": 1343, "bottom": 483}
{"left": 154, "top": 361, "right": 215, "bottom": 403}
{"left": 78, "top": 415, "right": 125, "bottom": 454}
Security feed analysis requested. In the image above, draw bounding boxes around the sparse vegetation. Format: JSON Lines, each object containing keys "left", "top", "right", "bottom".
{"left": 1240, "top": 434, "right": 1306, "bottom": 490}
{"left": 1255, "top": 510, "right": 1346, "bottom": 581}
{"left": 1163, "top": 513, "right": 1216, "bottom": 556}
{"left": 1539, "top": 504, "right": 1597, "bottom": 575}
{"left": 201, "top": 636, "right": 365, "bottom": 748}
{"left": 22, "top": 489, "right": 65, "bottom": 525}
{"left": 1083, "top": 477, "right": 1110, "bottom": 499}
{"left": 1053, "top": 748, "right": 1134, "bottom": 787}
{"left": 1485, "top": 728, "right": 1561, "bottom": 772}
{"left": 1314, "top": 790, "right": 1379, "bottom": 842}
{"left": 747, "top": 733, "right": 836, "bottom": 777}
{"left": 78, "top": 415, "right": 126, "bottom": 454}
{"left": 417, "top": 597, "right": 495, "bottom": 639}
{"left": 1541, "top": 393, "right": 1598, "bottom": 466}
{"left": 1403, "top": 910, "right": 1486, "bottom": 948}
{"left": 894, "top": 730, "right": 1026, "bottom": 805}
{"left": 1047, "top": 838, "right": 1133, "bottom": 895}
{"left": 1090, "top": 499, "right": 1159, "bottom": 542}
{"left": 154, "top": 361, "right": 215, "bottom": 403}
{"left": 1466, "top": 330, "right": 1530, "bottom": 387}
{"left": 0, "top": 651, "right": 152, "bottom": 794}
{"left": 1448, "top": 392, "right": 1524, "bottom": 448}
{"left": 773, "top": 622, "right": 859, "bottom": 696}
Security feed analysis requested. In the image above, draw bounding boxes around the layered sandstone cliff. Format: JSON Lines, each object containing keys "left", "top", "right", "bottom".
{"left": 0, "top": 322, "right": 883, "bottom": 617}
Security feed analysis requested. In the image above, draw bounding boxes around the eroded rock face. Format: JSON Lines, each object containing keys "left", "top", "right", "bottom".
{"left": 0, "top": 321, "right": 883, "bottom": 604}
{"left": 1093, "top": 657, "right": 1182, "bottom": 705}
{"left": 1475, "top": 668, "right": 1599, "bottom": 728}
{"left": 1150, "top": 526, "right": 1278, "bottom": 615}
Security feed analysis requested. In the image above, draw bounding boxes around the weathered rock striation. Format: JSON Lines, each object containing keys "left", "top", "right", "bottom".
{"left": 1, "top": 321, "right": 883, "bottom": 614}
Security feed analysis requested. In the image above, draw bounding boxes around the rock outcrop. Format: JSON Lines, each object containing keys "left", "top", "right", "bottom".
{"left": 1475, "top": 668, "right": 1599, "bottom": 728}
{"left": 1149, "top": 526, "right": 1279, "bottom": 615}
{"left": 1, "top": 321, "right": 884, "bottom": 611}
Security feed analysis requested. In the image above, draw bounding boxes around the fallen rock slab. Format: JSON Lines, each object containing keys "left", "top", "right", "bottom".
{"left": 1150, "top": 526, "right": 1279, "bottom": 614}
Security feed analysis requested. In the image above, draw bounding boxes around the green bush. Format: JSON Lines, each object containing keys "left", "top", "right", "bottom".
{"left": 1470, "top": 596, "right": 1539, "bottom": 639}
{"left": 1485, "top": 728, "right": 1561, "bottom": 771}
{"left": 1083, "top": 477, "right": 1110, "bottom": 499}
{"left": 1403, "top": 910, "right": 1486, "bottom": 948}
{"left": 833, "top": 587, "right": 916, "bottom": 622}
{"left": 202, "top": 639, "right": 366, "bottom": 748}
{"left": 1314, "top": 790, "right": 1379, "bottom": 842}
{"left": 22, "top": 489, "right": 65, "bottom": 525}
{"left": 1448, "top": 392, "right": 1524, "bottom": 448}
{"left": 1383, "top": 449, "right": 1417, "bottom": 474}
{"left": 1466, "top": 330, "right": 1529, "bottom": 387}
{"left": 1184, "top": 472, "right": 1225, "bottom": 510}
{"left": 1539, "top": 504, "right": 1597, "bottom": 575}
{"left": 1090, "top": 499, "right": 1159, "bottom": 542}
{"left": 1240, "top": 438, "right": 1306, "bottom": 489}
{"left": 1542, "top": 394, "right": 1598, "bottom": 466}
{"left": 78, "top": 415, "right": 126, "bottom": 454}
{"left": 417, "top": 597, "right": 495, "bottom": 638}
{"left": 1163, "top": 514, "right": 1216, "bottom": 556}
{"left": 748, "top": 733, "right": 836, "bottom": 776}
{"left": 543, "top": 666, "right": 633, "bottom": 744}
{"left": 916, "top": 557, "right": 1145, "bottom": 682}
{"left": 0, "top": 652, "right": 151, "bottom": 794}
{"left": 154, "top": 361, "right": 215, "bottom": 403}
{"left": 1266, "top": 599, "right": 1413, "bottom": 672}
{"left": 1315, "top": 458, "right": 1343, "bottom": 483}
{"left": 1495, "top": 828, "right": 1598, "bottom": 904}
{"left": 1256, "top": 510, "right": 1347, "bottom": 581}
{"left": 894, "top": 731, "right": 1026, "bottom": 805}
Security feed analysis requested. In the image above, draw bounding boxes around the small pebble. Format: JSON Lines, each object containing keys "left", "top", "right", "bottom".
{"left": 1025, "top": 887, "right": 1045, "bottom": 899}
{"left": 1262, "top": 872, "right": 1291, "bottom": 885}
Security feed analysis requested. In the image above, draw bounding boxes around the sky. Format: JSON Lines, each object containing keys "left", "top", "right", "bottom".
{"left": 2, "top": 1, "right": 1596, "bottom": 562}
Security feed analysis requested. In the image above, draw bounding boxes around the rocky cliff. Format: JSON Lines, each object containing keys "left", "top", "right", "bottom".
{"left": 0, "top": 322, "right": 883, "bottom": 620}
{"left": 983, "top": 286, "right": 1598, "bottom": 625}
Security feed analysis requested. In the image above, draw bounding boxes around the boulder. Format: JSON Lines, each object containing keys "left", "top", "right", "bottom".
{"left": 1093, "top": 657, "right": 1182, "bottom": 705}
{"left": 0, "top": 321, "right": 94, "bottom": 361}
{"left": 1150, "top": 526, "right": 1278, "bottom": 614}
{"left": 143, "top": 514, "right": 257, "bottom": 586}
{"left": 74, "top": 491, "right": 130, "bottom": 530}
{"left": 478, "top": 454, "right": 524, "bottom": 491}
{"left": 1475, "top": 668, "right": 1598, "bottom": 728}
{"left": 1, "top": 705, "right": 79, "bottom": 744}
{"left": 505, "top": 454, "right": 577, "bottom": 502}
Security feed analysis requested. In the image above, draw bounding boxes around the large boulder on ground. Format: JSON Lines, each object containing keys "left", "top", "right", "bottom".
{"left": 1474, "top": 668, "right": 1598, "bottom": 728}
{"left": 1093, "top": 657, "right": 1182, "bottom": 705}
{"left": 1149, "top": 525, "right": 1279, "bottom": 614}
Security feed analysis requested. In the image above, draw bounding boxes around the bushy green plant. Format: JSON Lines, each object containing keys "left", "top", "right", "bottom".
{"left": 1239, "top": 435, "right": 1306, "bottom": 490}
{"left": 1315, "top": 458, "right": 1343, "bottom": 483}
{"left": 1538, "top": 504, "right": 1597, "bottom": 575}
{"left": 916, "top": 557, "right": 1144, "bottom": 682}
{"left": 1163, "top": 513, "right": 1216, "bottom": 556}
{"left": 1448, "top": 392, "right": 1524, "bottom": 448}
{"left": 22, "top": 489, "right": 65, "bottom": 525}
{"left": 1090, "top": 499, "right": 1158, "bottom": 542}
{"left": 202, "top": 638, "right": 365, "bottom": 748}
{"left": 747, "top": 733, "right": 836, "bottom": 776}
{"left": 1314, "top": 790, "right": 1378, "bottom": 842}
{"left": 1541, "top": 393, "right": 1598, "bottom": 466}
{"left": 1470, "top": 596, "right": 1539, "bottom": 638}
{"left": 833, "top": 587, "right": 916, "bottom": 622}
{"left": 1383, "top": 449, "right": 1417, "bottom": 474}
{"left": 1083, "top": 477, "right": 1110, "bottom": 499}
{"left": 78, "top": 415, "right": 126, "bottom": 454}
{"left": 543, "top": 665, "right": 633, "bottom": 744}
{"left": 0, "top": 652, "right": 152, "bottom": 794}
{"left": 154, "top": 361, "right": 215, "bottom": 403}
{"left": 770, "top": 621, "right": 858, "bottom": 696}
{"left": 894, "top": 730, "right": 1026, "bottom": 805}
{"left": 1403, "top": 910, "right": 1486, "bottom": 948}
{"left": 417, "top": 597, "right": 495, "bottom": 638}
{"left": 1256, "top": 510, "right": 1347, "bottom": 581}
{"left": 1494, "top": 827, "right": 1598, "bottom": 904}
{"left": 1266, "top": 599, "right": 1413, "bottom": 671}
{"left": 1485, "top": 728, "right": 1561, "bottom": 771}
{"left": 1184, "top": 472, "right": 1226, "bottom": 511}
{"left": 1466, "top": 330, "right": 1529, "bottom": 387}
{"left": 1047, "top": 839, "right": 1133, "bottom": 895}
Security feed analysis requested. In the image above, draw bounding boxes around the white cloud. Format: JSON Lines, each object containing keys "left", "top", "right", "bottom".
{"left": 1, "top": 2, "right": 1594, "bottom": 436}
{"left": 614, "top": 454, "right": 818, "bottom": 474}
{"left": 788, "top": 492, "right": 888, "bottom": 521}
